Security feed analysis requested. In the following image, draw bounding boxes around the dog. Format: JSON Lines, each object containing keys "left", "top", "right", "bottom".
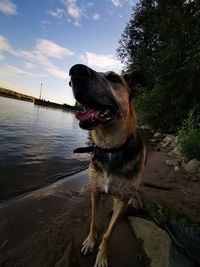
{"left": 69, "top": 64, "right": 152, "bottom": 267}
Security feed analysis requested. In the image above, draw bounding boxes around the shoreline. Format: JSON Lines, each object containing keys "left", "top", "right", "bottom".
{"left": 0, "top": 159, "right": 89, "bottom": 204}
{"left": 0, "top": 169, "right": 149, "bottom": 267}
{"left": 0, "top": 94, "right": 80, "bottom": 112}
{"left": 0, "top": 150, "right": 199, "bottom": 266}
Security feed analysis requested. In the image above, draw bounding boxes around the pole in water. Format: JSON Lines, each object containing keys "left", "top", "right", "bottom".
{"left": 39, "top": 83, "right": 43, "bottom": 99}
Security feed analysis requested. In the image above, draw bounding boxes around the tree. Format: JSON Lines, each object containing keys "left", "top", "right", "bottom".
{"left": 117, "top": 0, "right": 200, "bottom": 131}
{"left": 75, "top": 101, "right": 84, "bottom": 111}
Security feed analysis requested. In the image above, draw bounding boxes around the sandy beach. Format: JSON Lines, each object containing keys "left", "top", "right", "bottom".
{"left": 0, "top": 150, "right": 199, "bottom": 267}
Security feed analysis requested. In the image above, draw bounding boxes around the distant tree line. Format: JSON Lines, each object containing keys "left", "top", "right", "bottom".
{"left": 63, "top": 101, "right": 84, "bottom": 111}
{"left": 75, "top": 101, "right": 84, "bottom": 111}
{"left": 117, "top": 0, "right": 200, "bottom": 132}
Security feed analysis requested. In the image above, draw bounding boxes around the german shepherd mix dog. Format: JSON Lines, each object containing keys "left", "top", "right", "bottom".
{"left": 69, "top": 64, "right": 152, "bottom": 267}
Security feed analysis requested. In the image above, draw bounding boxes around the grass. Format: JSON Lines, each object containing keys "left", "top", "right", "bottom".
{"left": 0, "top": 87, "right": 36, "bottom": 102}
{"left": 178, "top": 108, "right": 200, "bottom": 160}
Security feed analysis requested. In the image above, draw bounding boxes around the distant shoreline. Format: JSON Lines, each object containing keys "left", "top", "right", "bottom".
{"left": 33, "top": 98, "right": 78, "bottom": 111}
{"left": 0, "top": 88, "right": 35, "bottom": 102}
{"left": 0, "top": 87, "right": 82, "bottom": 111}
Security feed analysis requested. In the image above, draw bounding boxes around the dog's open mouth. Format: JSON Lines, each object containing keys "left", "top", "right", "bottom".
{"left": 75, "top": 105, "right": 117, "bottom": 130}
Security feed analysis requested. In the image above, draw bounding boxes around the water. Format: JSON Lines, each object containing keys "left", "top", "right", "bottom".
{"left": 0, "top": 97, "right": 89, "bottom": 201}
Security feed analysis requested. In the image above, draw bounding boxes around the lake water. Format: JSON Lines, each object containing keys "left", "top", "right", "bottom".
{"left": 0, "top": 97, "right": 89, "bottom": 201}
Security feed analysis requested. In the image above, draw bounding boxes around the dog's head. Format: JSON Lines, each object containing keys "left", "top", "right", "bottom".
{"left": 69, "top": 64, "right": 152, "bottom": 130}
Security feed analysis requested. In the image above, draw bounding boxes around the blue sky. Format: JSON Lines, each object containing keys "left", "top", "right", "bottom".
{"left": 0, "top": 0, "right": 137, "bottom": 104}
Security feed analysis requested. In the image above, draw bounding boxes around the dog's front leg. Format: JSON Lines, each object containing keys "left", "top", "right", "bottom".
{"left": 94, "top": 198, "right": 128, "bottom": 267}
{"left": 81, "top": 190, "right": 100, "bottom": 256}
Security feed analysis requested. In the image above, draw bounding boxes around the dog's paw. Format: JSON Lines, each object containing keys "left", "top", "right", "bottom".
{"left": 81, "top": 235, "right": 96, "bottom": 256}
{"left": 94, "top": 250, "right": 108, "bottom": 267}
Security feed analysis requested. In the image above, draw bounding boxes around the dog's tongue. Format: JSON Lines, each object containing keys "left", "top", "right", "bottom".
{"left": 75, "top": 108, "right": 101, "bottom": 122}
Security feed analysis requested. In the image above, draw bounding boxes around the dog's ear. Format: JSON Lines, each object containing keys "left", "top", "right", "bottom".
{"left": 123, "top": 70, "right": 153, "bottom": 98}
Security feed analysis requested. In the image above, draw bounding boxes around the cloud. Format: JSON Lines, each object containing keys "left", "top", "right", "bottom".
{"left": 81, "top": 52, "right": 121, "bottom": 70}
{"left": 0, "top": 64, "right": 47, "bottom": 77}
{"left": 47, "top": 8, "right": 64, "bottom": 18}
{"left": 0, "top": 35, "right": 18, "bottom": 55}
{"left": 87, "top": 2, "right": 94, "bottom": 7}
{"left": 63, "top": 0, "right": 83, "bottom": 26}
{"left": 68, "top": 5, "right": 81, "bottom": 19}
{"left": 36, "top": 39, "right": 74, "bottom": 58}
{"left": 0, "top": 0, "right": 17, "bottom": 15}
{"left": 19, "top": 39, "right": 74, "bottom": 79}
{"left": 0, "top": 35, "right": 74, "bottom": 79}
{"left": 24, "top": 62, "right": 36, "bottom": 69}
{"left": 41, "top": 20, "right": 52, "bottom": 32}
{"left": 19, "top": 49, "right": 67, "bottom": 79}
{"left": 44, "top": 66, "right": 67, "bottom": 80}
{"left": 92, "top": 13, "right": 100, "bottom": 21}
{"left": 0, "top": 53, "right": 4, "bottom": 60}
{"left": 111, "top": 0, "right": 122, "bottom": 7}
{"left": 1, "top": 64, "right": 28, "bottom": 74}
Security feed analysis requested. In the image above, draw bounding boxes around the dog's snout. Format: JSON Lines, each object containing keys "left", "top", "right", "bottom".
{"left": 69, "top": 64, "right": 92, "bottom": 81}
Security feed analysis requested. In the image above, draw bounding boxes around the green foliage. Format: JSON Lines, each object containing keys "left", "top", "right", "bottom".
{"left": 143, "top": 202, "right": 169, "bottom": 225}
{"left": 117, "top": 0, "right": 200, "bottom": 131}
{"left": 178, "top": 107, "right": 200, "bottom": 160}
{"left": 0, "top": 87, "right": 35, "bottom": 101}
{"left": 75, "top": 101, "right": 84, "bottom": 111}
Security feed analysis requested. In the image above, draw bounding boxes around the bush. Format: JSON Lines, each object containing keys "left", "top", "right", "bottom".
{"left": 75, "top": 101, "right": 84, "bottom": 111}
{"left": 178, "top": 108, "right": 200, "bottom": 160}
{"left": 133, "top": 88, "right": 160, "bottom": 129}
{"left": 118, "top": 0, "right": 200, "bottom": 133}
{"left": 133, "top": 83, "right": 185, "bottom": 132}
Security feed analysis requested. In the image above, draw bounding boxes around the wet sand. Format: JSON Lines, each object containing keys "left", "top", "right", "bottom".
{"left": 0, "top": 150, "right": 199, "bottom": 267}
{"left": 0, "top": 170, "right": 148, "bottom": 267}
{"left": 0, "top": 158, "right": 88, "bottom": 202}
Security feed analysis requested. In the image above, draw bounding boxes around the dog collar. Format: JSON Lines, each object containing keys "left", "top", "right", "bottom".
{"left": 73, "top": 134, "right": 136, "bottom": 154}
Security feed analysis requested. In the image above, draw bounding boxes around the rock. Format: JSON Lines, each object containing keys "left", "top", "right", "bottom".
{"left": 183, "top": 159, "right": 200, "bottom": 173}
{"left": 172, "top": 146, "right": 182, "bottom": 156}
{"left": 129, "top": 217, "right": 171, "bottom": 267}
{"left": 170, "top": 141, "right": 176, "bottom": 148}
{"left": 163, "top": 135, "right": 175, "bottom": 144}
{"left": 165, "top": 159, "right": 179, "bottom": 166}
{"left": 139, "top": 125, "right": 151, "bottom": 130}
{"left": 161, "top": 141, "right": 171, "bottom": 148}
{"left": 167, "top": 151, "right": 173, "bottom": 157}
{"left": 153, "top": 132, "right": 163, "bottom": 138}
{"left": 175, "top": 136, "right": 179, "bottom": 144}
{"left": 150, "top": 139, "right": 159, "bottom": 143}
{"left": 174, "top": 166, "right": 180, "bottom": 172}
{"left": 168, "top": 147, "right": 182, "bottom": 158}
{"left": 129, "top": 217, "right": 196, "bottom": 267}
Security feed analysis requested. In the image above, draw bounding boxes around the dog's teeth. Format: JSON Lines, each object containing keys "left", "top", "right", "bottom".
{"left": 105, "top": 117, "right": 111, "bottom": 120}
{"left": 100, "top": 114, "right": 105, "bottom": 118}
{"left": 104, "top": 109, "right": 110, "bottom": 115}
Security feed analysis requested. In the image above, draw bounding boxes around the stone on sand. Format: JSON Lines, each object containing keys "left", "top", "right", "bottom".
{"left": 129, "top": 217, "right": 196, "bottom": 267}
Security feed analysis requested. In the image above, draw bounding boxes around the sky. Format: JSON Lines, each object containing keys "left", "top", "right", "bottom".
{"left": 0, "top": 0, "right": 137, "bottom": 105}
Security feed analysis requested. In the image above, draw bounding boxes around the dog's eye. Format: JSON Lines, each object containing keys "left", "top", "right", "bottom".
{"left": 106, "top": 74, "right": 122, "bottom": 84}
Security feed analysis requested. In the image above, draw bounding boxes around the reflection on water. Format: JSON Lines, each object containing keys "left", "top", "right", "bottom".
{"left": 0, "top": 97, "right": 88, "bottom": 200}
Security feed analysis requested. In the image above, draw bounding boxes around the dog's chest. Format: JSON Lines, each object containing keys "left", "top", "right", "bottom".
{"left": 94, "top": 150, "right": 125, "bottom": 173}
{"left": 90, "top": 134, "right": 143, "bottom": 196}
{"left": 99, "top": 169, "right": 136, "bottom": 199}
{"left": 93, "top": 151, "right": 135, "bottom": 195}
{"left": 101, "top": 173, "right": 112, "bottom": 194}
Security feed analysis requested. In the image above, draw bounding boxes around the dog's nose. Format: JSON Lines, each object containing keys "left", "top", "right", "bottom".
{"left": 69, "top": 64, "right": 92, "bottom": 80}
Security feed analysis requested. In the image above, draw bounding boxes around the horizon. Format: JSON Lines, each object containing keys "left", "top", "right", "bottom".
{"left": 0, "top": 0, "right": 138, "bottom": 105}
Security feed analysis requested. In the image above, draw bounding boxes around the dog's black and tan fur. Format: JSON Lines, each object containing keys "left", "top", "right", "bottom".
{"left": 69, "top": 64, "right": 152, "bottom": 267}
